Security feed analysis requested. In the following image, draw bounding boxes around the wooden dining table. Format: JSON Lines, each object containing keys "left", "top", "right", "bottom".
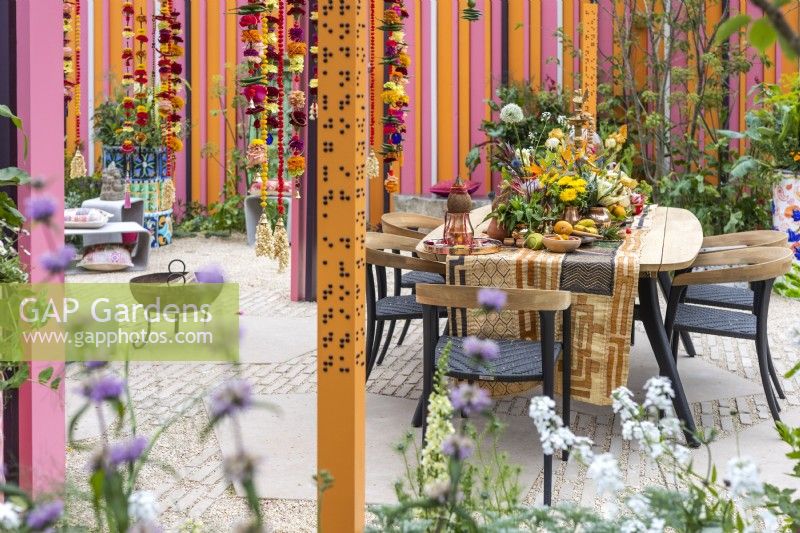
{"left": 417, "top": 204, "right": 704, "bottom": 442}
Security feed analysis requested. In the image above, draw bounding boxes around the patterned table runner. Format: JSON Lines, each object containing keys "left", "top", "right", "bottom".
{"left": 446, "top": 226, "right": 646, "bottom": 406}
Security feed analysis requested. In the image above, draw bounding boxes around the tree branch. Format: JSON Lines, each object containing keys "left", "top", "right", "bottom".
{"left": 749, "top": 0, "right": 800, "bottom": 57}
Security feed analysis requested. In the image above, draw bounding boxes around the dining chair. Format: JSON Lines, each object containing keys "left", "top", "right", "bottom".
{"left": 380, "top": 212, "right": 446, "bottom": 351}
{"left": 661, "top": 230, "right": 787, "bottom": 360}
{"left": 365, "top": 233, "right": 447, "bottom": 379}
{"left": 664, "top": 246, "right": 793, "bottom": 421}
{"left": 415, "top": 283, "right": 572, "bottom": 506}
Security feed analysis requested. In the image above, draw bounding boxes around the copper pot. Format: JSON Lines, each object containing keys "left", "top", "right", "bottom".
{"left": 588, "top": 207, "right": 611, "bottom": 228}
{"left": 562, "top": 206, "right": 582, "bottom": 226}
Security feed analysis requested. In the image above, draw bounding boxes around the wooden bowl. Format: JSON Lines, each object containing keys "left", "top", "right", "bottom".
{"left": 543, "top": 234, "right": 581, "bottom": 253}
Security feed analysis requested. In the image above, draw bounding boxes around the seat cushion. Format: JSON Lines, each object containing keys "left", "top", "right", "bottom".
{"left": 673, "top": 304, "right": 756, "bottom": 339}
{"left": 400, "top": 271, "right": 445, "bottom": 288}
{"left": 684, "top": 284, "right": 754, "bottom": 311}
{"left": 376, "top": 295, "right": 447, "bottom": 320}
{"left": 435, "top": 335, "right": 562, "bottom": 382}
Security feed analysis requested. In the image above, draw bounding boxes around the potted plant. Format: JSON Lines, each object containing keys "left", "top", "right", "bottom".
{"left": 721, "top": 77, "right": 800, "bottom": 262}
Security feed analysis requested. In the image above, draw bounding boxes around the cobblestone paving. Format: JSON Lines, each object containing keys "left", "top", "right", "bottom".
{"left": 65, "top": 238, "right": 800, "bottom": 531}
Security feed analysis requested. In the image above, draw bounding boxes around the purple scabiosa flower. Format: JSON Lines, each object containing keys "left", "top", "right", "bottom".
{"left": 26, "top": 197, "right": 56, "bottom": 223}
{"left": 449, "top": 383, "right": 492, "bottom": 416}
{"left": 25, "top": 499, "right": 63, "bottom": 531}
{"left": 477, "top": 288, "right": 507, "bottom": 312}
{"left": 81, "top": 374, "right": 125, "bottom": 403}
{"left": 109, "top": 436, "right": 148, "bottom": 467}
{"left": 40, "top": 244, "right": 76, "bottom": 274}
{"left": 441, "top": 434, "right": 474, "bottom": 461}
{"left": 210, "top": 379, "right": 253, "bottom": 418}
{"left": 462, "top": 336, "right": 500, "bottom": 365}
{"left": 84, "top": 361, "right": 107, "bottom": 370}
{"left": 195, "top": 264, "right": 225, "bottom": 283}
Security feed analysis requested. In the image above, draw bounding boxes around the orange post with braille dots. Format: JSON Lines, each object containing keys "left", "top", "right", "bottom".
{"left": 317, "top": 0, "right": 368, "bottom": 530}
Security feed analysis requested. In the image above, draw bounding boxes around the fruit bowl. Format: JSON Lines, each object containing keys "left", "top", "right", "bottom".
{"left": 542, "top": 234, "right": 581, "bottom": 253}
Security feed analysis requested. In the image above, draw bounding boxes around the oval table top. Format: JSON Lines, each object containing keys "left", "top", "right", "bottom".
{"left": 415, "top": 204, "right": 703, "bottom": 273}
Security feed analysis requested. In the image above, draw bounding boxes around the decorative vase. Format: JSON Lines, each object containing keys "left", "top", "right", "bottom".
{"left": 772, "top": 169, "right": 800, "bottom": 263}
{"left": 588, "top": 206, "right": 611, "bottom": 229}
{"left": 562, "top": 206, "right": 582, "bottom": 226}
{"left": 486, "top": 219, "right": 508, "bottom": 241}
{"left": 444, "top": 176, "right": 475, "bottom": 247}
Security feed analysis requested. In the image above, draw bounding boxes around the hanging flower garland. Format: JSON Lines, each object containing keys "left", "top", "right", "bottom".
{"left": 273, "top": 0, "right": 290, "bottom": 272}
{"left": 155, "top": 0, "right": 184, "bottom": 208}
{"left": 365, "top": 0, "right": 380, "bottom": 181}
{"left": 379, "top": 0, "right": 410, "bottom": 194}
{"left": 238, "top": 0, "right": 275, "bottom": 257}
{"left": 63, "top": 2, "right": 74, "bottom": 106}
{"left": 308, "top": 1, "right": 318, "bottom": 121}
{"left": 66, "top": 0, "right": 88, "bottom": 179}
{"left": 286, "top": 0, "right": 307, "bottom": 198}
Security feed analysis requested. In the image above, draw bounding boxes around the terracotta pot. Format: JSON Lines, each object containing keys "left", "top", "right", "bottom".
{"left": 588, "top": 207, "right": 611, "bottom": 229}
{"left": 486, "top": 218, "right": 509, "bottom": 240}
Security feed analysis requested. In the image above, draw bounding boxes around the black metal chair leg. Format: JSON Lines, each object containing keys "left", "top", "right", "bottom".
{"left": 756, "top": 333, "right": 781, "bottom": 421}
{"left": 562, "top": 308, "right": 571, "bottom": 463}
{"left": 420, "top": 305, "right": 439, "bottom": 443}
{"left": 767, "top": 345, "right": 786, "bottom": 400}
{"left": 367, "top": 320, "right": 385, "bottom": 380}
{"left": 681, "top": 331, "right": 698, "bottom": 358}
{"left": 638, "top": 276, "right": 699, "bottom": 447}
{"left": 376, "top": 319, "right": 397, "bottom": 366}
{"left": 540, "top": 310, "right": 556, "bottom": 505}
{"left": 396, "top": 319, "right": 411, "bottom": 346}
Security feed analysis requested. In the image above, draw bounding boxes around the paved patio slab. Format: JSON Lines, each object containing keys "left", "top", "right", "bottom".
{"left": 238, "top": 315, "right": 317, "bottom": 364}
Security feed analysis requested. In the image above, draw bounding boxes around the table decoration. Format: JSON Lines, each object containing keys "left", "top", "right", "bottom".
{"left": 443, "top": 176, "right": 475, "bottom": 247}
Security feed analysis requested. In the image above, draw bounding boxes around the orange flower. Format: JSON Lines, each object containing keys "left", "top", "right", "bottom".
{"left": 287, "top": 155, "right": 306, "bottom": 176}
{"left": 383, "top": 10, "right": 400, "bottom": 24}
{"left": 166, "top": 136, "right": 183, "bottom": 152}
{"left": 287, "top": 41, "right": 307, "bottom": 57}
{"left": 397, "top": 52, "right": 411, "bottom": 67}
{"left": 384, "top": 173, "right": 400, "bottom": 193}
{"left": 241, "top": 29, "right": 260, "bottom": 43}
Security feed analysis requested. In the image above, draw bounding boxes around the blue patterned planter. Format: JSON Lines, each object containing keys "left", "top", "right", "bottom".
{"left": 102, "top": 146, "right": 173, "bottom": 248}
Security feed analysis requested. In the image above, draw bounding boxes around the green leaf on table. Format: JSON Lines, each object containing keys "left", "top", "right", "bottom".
{"left": 749, "top": 18, "right": 777, "bottom": 53}
{"left": 715, "top": 14, "right": 751, "bottom": 44}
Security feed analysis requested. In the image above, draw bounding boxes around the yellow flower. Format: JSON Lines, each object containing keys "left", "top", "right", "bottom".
{"left": 559, "top": 188, "right": 578, "bottom": 203}
{"left": 265, "top": 103, "right": 279, "bottom": 115}
{"left": 309, "top": 78, "right": 318, "bottom": 89}
{"left": 570, "top": 178, "right": 587, "bottom": 188}
{"left": 549, "top": 128, "right": 565, "bottom": 140}
{"left": 250, "top": 139, "right": 266, "bottom": 146}
{"left": 557, "top": 176, "right": 572, "bottom": 186}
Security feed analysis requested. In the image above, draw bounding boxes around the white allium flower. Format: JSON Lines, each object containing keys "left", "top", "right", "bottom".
{"left": 672, "top": 444, "right": 692, "bottom": 467}
{"left": 643, "top": 377, "right": 675, "bottom": 412}
{"left": 557, "top": 114, "right": 567, "bottom": 126}
{"left": 604, "top": 137, "right": 618, "bottom": 150}
{"left": 545, "top": 137, "right": 560, "bottom": 150}
{"left": 726, "top": 456, "right": 763, "bottom": 499}
{"left": 612, "top": 387, "right": 639, "bottom": 421}
{"left": 540, "top": 111, "right": 552, "bottom": 120}
{"left": 128, "top": 490, "right": 159, "bottom": 524}
{"left": 586, "top": 452, "right": 624, "bottom": 496}
{"left": 499, "top": 103, "right": 525, "bottom": 124}
{"left": 658, "top": 416, "right": 681, "bottom": 438}
{"left": 528, "top": 396, "right": 557, "bottom": 427}
{"left": 0, "top": 501, "right": 22, "bottom": 529}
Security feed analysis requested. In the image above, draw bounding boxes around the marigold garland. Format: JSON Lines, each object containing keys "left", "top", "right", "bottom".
{"left": 365, "top": 0, "right": 380, "bottom": 181}
{"left": 286, "top": 0, "right": 307, "bottom": 198}
{"left": 308, "top": 1, "right": 318, "bottom": 121}
{"left": 379, "top": 0, "right": 410, "bottom": 193}
{"left": 273, "top": 0, "right": 289, "bottom": 272}
{"left": 66, "top": 0, "right": 88, "bottom": 179}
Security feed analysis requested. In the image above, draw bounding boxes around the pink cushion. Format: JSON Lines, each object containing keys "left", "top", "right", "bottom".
{"left": 77, "top": 244, "right": 134, "bottom": 272}
{"left": 430, "top": 179, "right": 481, "bottom": 197}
